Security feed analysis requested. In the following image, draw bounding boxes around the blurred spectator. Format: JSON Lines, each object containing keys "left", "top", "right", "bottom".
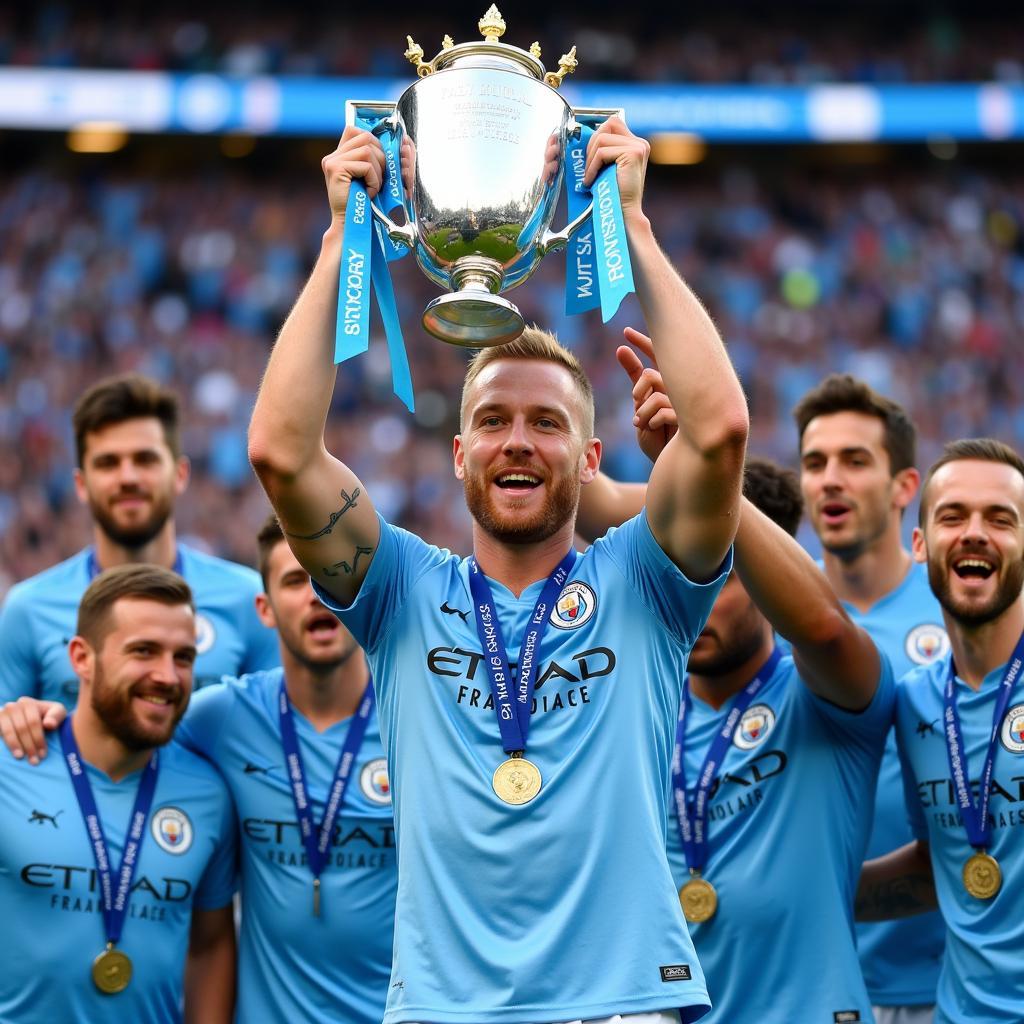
{"left": 1, "top": 156, "right": 1023, "bottom": 597}
{"left": 3, "top": 6, "right": 1024, "bottom": 84}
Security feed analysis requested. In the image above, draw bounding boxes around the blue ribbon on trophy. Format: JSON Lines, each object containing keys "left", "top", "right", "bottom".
{"left": 334, "top": 115, "right": 415, "bottom": 414}
{"left": 563, "top": 123, "right": 635, "bottom": 322}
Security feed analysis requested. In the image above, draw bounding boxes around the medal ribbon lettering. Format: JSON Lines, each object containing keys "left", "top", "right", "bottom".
{"left": 60, "top": 719, "right": 159, "bottom": 950}
{"left": 673, "top": 647, "right": 782, "bottom": 875}
{"left": 468, "top": 550, "right": 577, "bottom": 757}
{"left": 942, "top": 631, "right": 1024, "bottom": 851}
{"left": 563, "top": 124, "right": 635, "bottom": 322}
{"left": 334, "top": 116, "right": 414, "bottom": 413}
{"left": 278, "top": 678, "right": 376, "bottom": 914}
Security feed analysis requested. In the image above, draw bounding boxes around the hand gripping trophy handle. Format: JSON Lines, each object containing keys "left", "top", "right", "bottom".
{"left": 537, "top": 108, "right": 625, "bottom": 257}
{"left": 344, "top": 102, "right": 418, "bottom": 251}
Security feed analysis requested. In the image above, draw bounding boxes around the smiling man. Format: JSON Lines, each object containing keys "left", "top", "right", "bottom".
{"left": 0, "top": 565, "right": 237, "bottom": 1023}
{"left": 857, "top": 439, "right": 1024, "bottom": 1024}
{"left": 247, "top": 117, "right": 748, "bottom": 1023}
{"left": 0, "top": 374, "right": 278, "bottom": 707}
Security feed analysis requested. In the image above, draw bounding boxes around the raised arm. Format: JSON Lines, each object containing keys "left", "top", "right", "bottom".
{"left": 855, "top": 840, "right": 937, "bottom": 921}
{"left": 584, "top": 121, "right": 747, "bottom": 581}
{"left": 735, "top": 496, "right": 880, "bottom": 710}
{"left": 579, "top": 332, "right": 878, "bottom": 709}
{"left": 248, "top": 127, "right": 386, "bottom": 605}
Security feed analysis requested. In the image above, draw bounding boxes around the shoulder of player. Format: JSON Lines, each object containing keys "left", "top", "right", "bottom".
{"left": 1, "top": 550, "right": 89, "bottom": 608}
{"left": 894, "top": 660, "right": 944, "bottom": 718}
{"left": 178, "top": 544, "right": 262, "bottom": 596}
{"left": 158, "top": 739, "right": 232, "bottom": 794}
{"left": 187, "top": 669, "right": 281, "bottom": 718}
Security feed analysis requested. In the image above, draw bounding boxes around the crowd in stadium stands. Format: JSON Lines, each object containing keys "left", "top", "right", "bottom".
{"left": 2, "top": 161, "right": 1022, "bottom": 596}
{"left": 4, "top": 7, "right": 1024, "bottom": 84}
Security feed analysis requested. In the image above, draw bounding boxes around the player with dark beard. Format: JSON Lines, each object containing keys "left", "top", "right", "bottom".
{"left": 0, "top": 374, "right": 278, "bottom": 709}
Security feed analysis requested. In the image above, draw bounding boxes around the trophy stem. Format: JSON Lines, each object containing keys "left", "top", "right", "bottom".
{"left": 421, "top": 256, "right": 525, "bottom": 348}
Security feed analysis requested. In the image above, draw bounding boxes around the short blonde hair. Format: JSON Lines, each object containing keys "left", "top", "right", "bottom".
{"left": 460, "top": 326, "right": 595, "bottom": 438}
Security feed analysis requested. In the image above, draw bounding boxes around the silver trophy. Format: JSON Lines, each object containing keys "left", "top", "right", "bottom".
{"left": 347, "top": 6, "right": 621, "bottom": 347}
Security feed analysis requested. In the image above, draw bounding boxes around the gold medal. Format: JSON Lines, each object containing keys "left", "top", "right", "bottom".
{"left": 492, "top": 756, "right": 542, "bottom": 805}
{"left": 963, "top": 851, "right": 1001, "bottom": 900}
{"left": 92, "top": 943, "right": 132, "bottom": 994}
{"left": 679, "top": 873, "right": 718, "bottom": 923}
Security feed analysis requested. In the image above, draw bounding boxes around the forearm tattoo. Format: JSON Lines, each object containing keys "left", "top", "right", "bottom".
{"left": 285, "top": 488, "right": 361, "bottom": 541}
{"left": 322, "top": 545, "right": 373, "bottom": 577}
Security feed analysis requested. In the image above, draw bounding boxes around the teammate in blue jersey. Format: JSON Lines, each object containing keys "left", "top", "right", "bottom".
{"left": 0, "top": 373, "right": 278, "bottom": 708}
{"left": 177, "top": 517, "right": 396, "bottom": 1024}
{"left": 578, "top": 336, "right": 891, "bottom": 1024}
{"left": 795, "top": 374, "right": 948, "bottom": 1024}
{"left": 0, "top": 517, "right": 397, "bottom": 1024}
{"left": 857, "top": 439, "right": 1024, "bottom": 1024}
{"left": 0, "top": 565, "right": 237, "bottom": 1023}
{"left": 247, "top": 119, "right": 749, "bottom": 1022}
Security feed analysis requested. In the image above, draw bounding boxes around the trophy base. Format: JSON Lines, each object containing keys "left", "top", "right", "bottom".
{"left": 421, "top": 292, "right": 525, "bottom": 348}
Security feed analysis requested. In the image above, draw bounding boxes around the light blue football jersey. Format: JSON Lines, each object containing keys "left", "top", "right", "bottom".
{"left": 896, "top": 657, "right": 1024, "bottom": 1024}
{"left": 0, "top": 735, "right": 237, "bottom": 1023}
{"left": 176, "top": 669, "right": 396, "bottom": 1024}
{"left": 667, "top": 652, "right": 895, "bottom": 1023}
{"left": 0, "top": 545, "right": 279, "bottom": 705}
{"left": 843, "top": 561, "right": 948, "bottom": 1006}
{"left": 313, "top": 512, "right": 730, "bottom": 1024}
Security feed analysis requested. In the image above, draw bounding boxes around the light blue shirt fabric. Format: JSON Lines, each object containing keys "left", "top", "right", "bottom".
{"left": 0, "top": 736, "right": 237, "bottom": 1023}
{"left": 844, "top": 561, "right": 948, "bottom": 1006}
{"left": 314, "top": 512, "right": 730, "bottom": 1024}
{"left": 668, "top": 652, "right": 895, "bottom": 1023}
{"left": 896, "top": 657, "right": 1024, "bottom": 1024}
{"left": 176, "top": 669, "right": 396, "bottom": 1024}
{"left": 0, "top": 545, "right": 280, "bottom": 705}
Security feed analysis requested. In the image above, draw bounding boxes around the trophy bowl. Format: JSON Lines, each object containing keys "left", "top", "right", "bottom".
{"left": 347, "top": 7, "right": 620, "bottom": 347}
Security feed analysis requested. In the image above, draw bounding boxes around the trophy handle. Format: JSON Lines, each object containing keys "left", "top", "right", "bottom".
{"left": 540, "top": 107, "right": 625, "bottom": 255}
{"left": 344, "top": 100, "right": 418, "bottom": 250}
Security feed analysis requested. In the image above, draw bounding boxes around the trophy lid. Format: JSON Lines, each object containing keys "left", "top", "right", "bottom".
{"left": 404, "top": 6, "right": 578, "bottom": 88}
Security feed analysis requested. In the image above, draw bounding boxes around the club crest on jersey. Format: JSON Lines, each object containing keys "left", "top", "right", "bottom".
{"left": 360, "top": 758, "right": 392, "bottom": 804}
{"left": 734, "top": 704, "right": 776, "bottom": 750}
{"left": 904, "top": 623, "right": 950, "bottom": 665}
{"left": 549, "top": 582, "right": 597, "bottom": 630}
{"left": 151, "top": 807, "right": 194, "bottom": 854}
{"left": 194, "top": 614, "right": 216, "bottom": 655}
{"left": 1001, "top": 703, "right": 1024, "bottom": 754}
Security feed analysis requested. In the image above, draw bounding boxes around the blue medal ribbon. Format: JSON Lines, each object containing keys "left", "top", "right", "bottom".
{"left": 562, "top": 124, "right": 635, "bottom": 322}
{"left": 943, "top": 632, "right": 1024, "bottom": 851}
{"left": 672, "top": 647, "right": 782, "bottom": 875}
{"left": 59, "top": 718, "right": 159, "bottom": 949}
{"left": 278, "top": 678, "right": 376, "bottom": 910}
{"left": 87, "top": 547, "right": 183, "bottom": 581}
{"left": 467, "top": 551, "right": 576, "bottom": 755}
{"left": 564, "top": 125, "right": 599, "bottom": 316}
{"left": 334, "top": 115, "right": 414, "bottom": 412}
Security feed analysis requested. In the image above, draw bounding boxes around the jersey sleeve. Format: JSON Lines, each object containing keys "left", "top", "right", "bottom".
{"left": 312, "top": 514, "right": 448, "bottom": 654}
{"left": 192, "top": 784, "right": 240, "bottom": 910}
{"left": 594, "top": 511, "right": 732, "bottom": 648}
{"left": 798, "top": 649, "right": 896, "bottom": 751}
{"left": 176, "top": 683, "right": 237, "bottom": 760}
{"left": 895, "top": 685, "right": 930, "bottom": 842}
{"left": 0, "top": 587, "right": 40, "bottom": 701}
